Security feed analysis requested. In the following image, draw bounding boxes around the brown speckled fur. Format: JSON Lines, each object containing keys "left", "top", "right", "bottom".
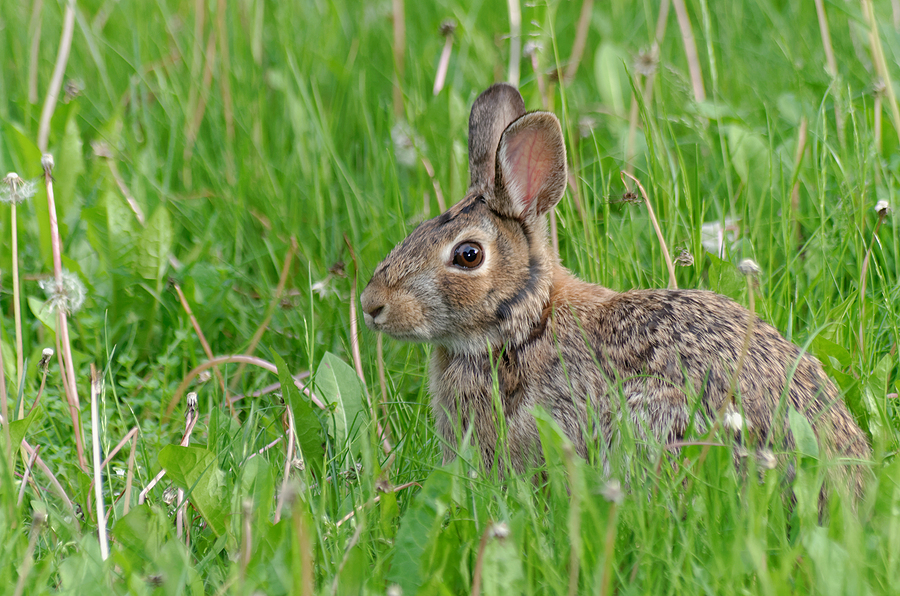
{"left": 360, "top": 84, "right": 870, "bottom": 498}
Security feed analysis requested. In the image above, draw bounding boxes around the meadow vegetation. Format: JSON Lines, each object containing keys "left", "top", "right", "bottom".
{"left": 0, "top": 0, "right": 899, "bottom": 593}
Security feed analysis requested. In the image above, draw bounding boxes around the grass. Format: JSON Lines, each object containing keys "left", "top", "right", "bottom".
{"left": 0, "top": 0, "right": 898, "bottom": 593}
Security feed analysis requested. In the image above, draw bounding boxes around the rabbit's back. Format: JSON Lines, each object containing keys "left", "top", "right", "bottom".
{"left": 432, "top": 270, "right": 869, "bottom": 492}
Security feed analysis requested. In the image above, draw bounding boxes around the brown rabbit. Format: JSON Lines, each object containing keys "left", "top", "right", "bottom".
{"left": 360, "top": 83, "right": 870, "bottom": 497}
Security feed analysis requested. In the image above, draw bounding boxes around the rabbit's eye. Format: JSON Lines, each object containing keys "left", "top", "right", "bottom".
{"left": 453, "top": 242, "right": 484, "bottom": 269}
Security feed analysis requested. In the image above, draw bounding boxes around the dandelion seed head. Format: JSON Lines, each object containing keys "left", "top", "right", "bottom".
{"left": 875, "top": 200, "right": 890, "bottom": 215}
{"left": 675, "top": 247, "right": 694, "bottom": 267}
{"left": 41, "top": 154, "right": 54, "bottom": 174}
{"left": 439, "top": 18, "right": 456, "bottom": 37}
{"left": 757, "top": 449, "right": 777, "bottom": 470}
{"left": 738, "top": 259, "right": 761, "bottom": 277}
{"left": 1, "top": 172, "right": 38, "bottom": 204}
{"left": 39, "top": 271, "right": 87, "bottom": 314}
{"left": 490, "top": 521, "right": 510, "bottom": 539}
{"left": 391, "top": 121, "right": 421, "bottom": 168}
{"left": 633, "top": 46, "right": 659, "bottom": 77}
{"left": 723, "top": 406, "right": 745, "bottom": 432}
{"left": 601, "top": 479, "right": 624, "bottom": 504}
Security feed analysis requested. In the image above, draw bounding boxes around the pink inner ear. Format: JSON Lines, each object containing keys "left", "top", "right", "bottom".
{"left": 502, "top": 127, "right": 557, "bottom": 213}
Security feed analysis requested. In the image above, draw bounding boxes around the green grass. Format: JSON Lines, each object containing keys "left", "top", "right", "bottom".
{"left": 1, "top": 0, "right": 899, "bottom": 593}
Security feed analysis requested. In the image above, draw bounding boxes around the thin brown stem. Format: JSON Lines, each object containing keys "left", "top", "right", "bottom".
{"left": 173, "top": 283, "right": 229, "bottom": 410}
{"left": 507, "top": 0, "right": 522, "bottom": 86}
{"left": 37, "top": 0, "right": 75, "bottom": 152}
{"left": 859, "top": 210, "right": 887, "bottom": 363}
{"left": 44, "top": 156, "right": 87, "bottom": 472}
{"left": 672, "top": 0, "right": 705, "bottom": 103}
{"left": 863, "top": 0, "right": 900, "bottom": 149}
{"left": 230, "top": 238, "right": 297, "bottom": 390}
{"left": 11, "top": 203, "right": 24, "bottom": 417}
{"left": 564, "top": 0, "right": 594, "bottom": 83}
{"left": 621, "top": 171, "right": 677, "bottom": 289}
{"left": 89, "top": 365, "right": 110, "bottom": 560}
{"left": 391, "top": 0, "right": 405, "bottom": 117}
{"left": 27, "top": 0, "right": 44, "bottom": 105}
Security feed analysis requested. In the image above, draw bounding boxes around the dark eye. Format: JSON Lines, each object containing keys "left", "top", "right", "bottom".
{"left": 452, "top": 242, "right": 484, "bottom": 269}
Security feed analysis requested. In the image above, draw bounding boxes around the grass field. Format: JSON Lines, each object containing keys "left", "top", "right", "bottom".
{"left": 1, "top": 0, "right": 899, "bottom": 593}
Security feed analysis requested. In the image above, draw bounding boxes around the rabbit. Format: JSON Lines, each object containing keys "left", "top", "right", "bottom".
{"left": 360, "top": 83, "right": 871, "bottom": 498}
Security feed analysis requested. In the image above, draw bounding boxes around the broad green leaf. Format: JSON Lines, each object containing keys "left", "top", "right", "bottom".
{"left": 55, "top": 110, "right": 85, "bottom": 214}
{"left": 481, "top": 529, "right": 525, "bottom": 596}
{"left": 314, "top": 351, "right": 367, "bottom": 457}
{"left": 388, "top": 464, "right": 457, "bottom": 594}
{"left": 727, "top": 124, "right": 771, "bottom": 193}
{"left": 594, "top": 42, "right": 630, "bottom": 116}
{"left": 83, "top": 178, "right": 137, "bottom": 273}
{"left": 811, "top": 335, "right": 852, "bottom": 371}
{"left": 705, "top": 252, "right": 743, "bottom": 301}
{"left": 7, "top": 404, "right": 42, "bottom": 449}
{"left": 113, "top": 504, "right": 169, "bottom": 565}
{"left": 158, "top": 445, "right": 227, "bottom": 536}
{"left": 274, "top": 352, "right": 325, "bottom": 474}
{"left": 239, "top": 454, "right": 276, "bottom": 522}
{"left": 788, "top": 407, "right": 819, "bottom": 459}
{"left": 27, "top": 295, "right": 56, "bottom": 333}
{"left": 136, "top": 205, "right": 173, "bottom": 281}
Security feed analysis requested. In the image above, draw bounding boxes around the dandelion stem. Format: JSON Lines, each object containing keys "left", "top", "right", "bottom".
{"left": 43, "top": 155, "right": 88, "bottom": 472}
{"left": 37, "top": 0, "right": 75, "bottom": 152}
{"left": 89, "top": 365, "right": 109, "bottom": 560}
{"left": 11, "top": 202, "right": 24, "bottom": 417}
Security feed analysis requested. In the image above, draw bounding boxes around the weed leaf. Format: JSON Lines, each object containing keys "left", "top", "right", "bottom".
{"left": 158, "top": 445, "right": 228, "bottom": 536}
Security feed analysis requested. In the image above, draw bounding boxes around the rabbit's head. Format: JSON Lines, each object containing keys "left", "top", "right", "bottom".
{"left": 361, "top": 84, "right": 568, "bottom": 354}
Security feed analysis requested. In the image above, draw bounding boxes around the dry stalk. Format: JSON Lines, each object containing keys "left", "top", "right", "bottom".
{"left": 13, "top": 512, "right": 45, "bottom": 596}
{"left": 20, "top": 440, "right": 79, "bottom": 528}
{"left": 177, "top": 393, "right": 199, "bottom": 540}
{"left": 230, "top": 237, "right": 297, "bottom": 390}
{"left": 11, "top": 201, "right": 24, "bottom": 415}
{"left": 433, "top": 20, "right": 456, "bottom": 96}
{"left": 859, "top": 204, "right": 889, "bottom": 363}
{"left": 347, "top": 233, "right": 393, "bottom": 452}
{"left": 183, "top": 29, "right": 218, "bottom": 187}
{"left": 18, "top": 445, "right": 41, "bottom": 507}
{"left": 37, "top": 0, "right": 75, "bottom": 151}
{"left": 563, "top": 0, "right": 594, "bottom": 83}
{"left": 166, "top": 354, "right": 321, "bottom": 418}
{"left": 0, "top": 339, "right": 11, "bottom": 465}
{"left": 273, "top": 404, "right": 296, "bottom": 524}
{"left": 790, "top": 117, "right": 809, "bottom": 248}
{"left": 621, "top": 171, "right": 677, "bottom": 289}
{"left": 173, "top": 282, "right": 229, "bottom": 409}
{"left": 392, "top": 0, "right": 405, "bottom": 117}
{"left": 140, "top": 394, "right": 199, "bottom": 504}
{"left": 862, "top": 0, "right": 900, "bottom": 149}
{"left": 27, "top": 0, "right": 44, "bottom": 104}
{"left": 240, "top": 499, "right": 253, "bottom": 581}
{"left": 420, "top": 156, "right": 446, "bottom": 212}
{"left": 89, "top": 365, "right": 110, "bottom": 560}
{"left": 43, "top": 154, "right": 87, "bottom": 471}
{"left": 216, "top": 0, "right": 237, "bottom": 184}
{"left": 671, "top": 0, "right": 705, "bottom": 103}
{"left": 626, "top": 0, "right": 670, "bottom": 172}
{"left": 507, "top": 0, "right": 522, "bottom": 86}
{"left": 124, "top": 426, "right": 138, "bottom": 514}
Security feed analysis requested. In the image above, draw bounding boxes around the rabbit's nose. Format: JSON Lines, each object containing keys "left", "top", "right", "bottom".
{"left": 360, "top": 288, "right": 387, "bottom": 324}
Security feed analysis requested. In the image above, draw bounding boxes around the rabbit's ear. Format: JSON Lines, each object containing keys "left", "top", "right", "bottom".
{"left": 468, "top": 84, "right": 527, "bottom": 191}
{"left": 494, "top": 112, "right": 567, "bottom": 219}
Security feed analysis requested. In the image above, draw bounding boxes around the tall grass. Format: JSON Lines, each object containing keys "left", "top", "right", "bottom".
{"left": 0, "top": 0, "right": 898, "bottom": 593}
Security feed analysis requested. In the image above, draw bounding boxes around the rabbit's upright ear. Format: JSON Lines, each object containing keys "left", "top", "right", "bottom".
{"left": 494, "top": 112, "right": 567, "bottom": 220}
{"left": 468, "top": 84, "right": 527, "bottom": 192}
